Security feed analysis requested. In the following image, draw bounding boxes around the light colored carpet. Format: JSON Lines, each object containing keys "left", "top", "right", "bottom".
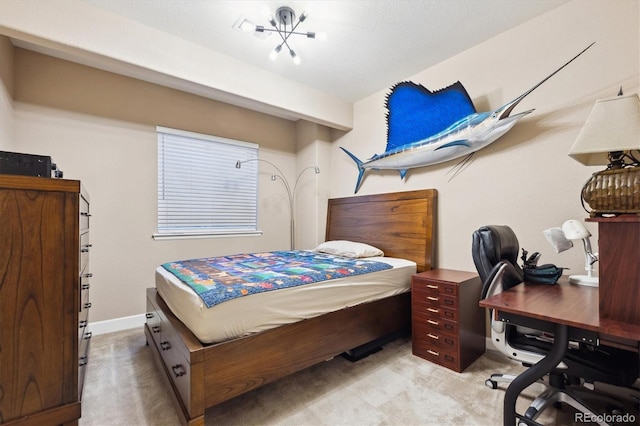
{"left": 79, "top": 327, "right": 637, "bottom": 426}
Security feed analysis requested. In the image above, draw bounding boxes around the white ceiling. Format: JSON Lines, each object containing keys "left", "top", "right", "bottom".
{"left": 84, "top": 0, "right": 568, "bottom": 103}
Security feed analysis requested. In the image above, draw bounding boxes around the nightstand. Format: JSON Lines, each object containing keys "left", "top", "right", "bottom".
{"left": 411, "top": 269, "right": 485, "bottom": 372}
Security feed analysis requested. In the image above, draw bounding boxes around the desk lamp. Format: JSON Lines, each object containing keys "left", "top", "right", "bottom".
{"left": 568, "top": 92, "right": 640, "bottom": 216}
{"left": 561, "top": 220, "right": 599, "bottom": 287}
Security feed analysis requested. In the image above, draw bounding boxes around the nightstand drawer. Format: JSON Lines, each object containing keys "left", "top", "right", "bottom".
{"left": 413, "top": 304, "right": 458, "bottom": 322}
{"left": 413, "top": 324, "right": 458, "bottom": 350}
{"left": 413, "top": 343, "right": 458, "bottom": 370}
{"left": 412, "top": 289, "right": 459, "bottom": 309}
{"left": 413, "top": 312, "right": 458, "bottom": 335}
{"left": 412, "top": 280, "right": 458, "bottom": 297}
{"left": 412, "top": 288, "right": 441, "bottom": 307}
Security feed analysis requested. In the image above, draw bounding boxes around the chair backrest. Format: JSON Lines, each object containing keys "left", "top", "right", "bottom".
{"left": 472, "top": 225, "right": 524, "bottom": 299}
{"left": 472, "top": 226, "right": 548, "bottom": 366}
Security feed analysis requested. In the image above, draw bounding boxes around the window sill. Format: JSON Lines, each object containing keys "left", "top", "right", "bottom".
{"left": 152, "top": 231, "right": 263, "bottom": 241}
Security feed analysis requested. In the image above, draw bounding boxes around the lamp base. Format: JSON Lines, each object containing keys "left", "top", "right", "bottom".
{"left": 582, "top": 167, "right": 640, "bottom": 217}
{"left": 568, "top": 275, "right": 599, "bottom": 287}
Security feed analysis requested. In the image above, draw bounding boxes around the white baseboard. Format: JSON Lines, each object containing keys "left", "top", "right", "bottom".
{"left": 89, "top": 314, "right": 146, "bottom": 336}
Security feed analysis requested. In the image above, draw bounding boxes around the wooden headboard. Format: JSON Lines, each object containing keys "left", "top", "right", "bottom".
{"left": 325, "top": 189, "right": 437, "bottom": 272}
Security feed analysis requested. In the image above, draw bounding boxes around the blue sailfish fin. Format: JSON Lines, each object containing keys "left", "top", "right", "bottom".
{"left": 385, "top": 81, "right": 476, "bottom": 151}
{"left": 340, "top": 147, "right": 367, "bottom": 194}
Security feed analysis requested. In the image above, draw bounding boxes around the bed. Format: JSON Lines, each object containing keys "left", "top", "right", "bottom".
{"left": 145, "top": 189, "right": 437, "bottom": 425}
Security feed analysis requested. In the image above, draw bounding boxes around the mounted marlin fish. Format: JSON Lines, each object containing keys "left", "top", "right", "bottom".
{"left": 342, "top": 43, "right": 595, "bottom": 193}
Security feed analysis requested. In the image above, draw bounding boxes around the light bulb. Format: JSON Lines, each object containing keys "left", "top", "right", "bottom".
{"left": 270, "top": 44, "right": 282, "bottom": 61}
{"left": 290, "top": 50, "right": 301, "bottom": 65}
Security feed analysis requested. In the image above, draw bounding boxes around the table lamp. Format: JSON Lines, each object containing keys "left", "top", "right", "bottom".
{"left": 568, "top": 91, "right": 640, "bottom": 216}
{"left": 561, "top": 220, "right": 599, "bottom": 287}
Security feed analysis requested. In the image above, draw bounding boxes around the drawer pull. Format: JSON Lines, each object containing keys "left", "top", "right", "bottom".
{"left": 444, "top": 311, "right": 454, "bottom": 318}
{"left": 172, "top": 364, "right": 186, "bottom": 377}
{"left": 445, "top": 338, "right": 455, "bottom": 345}
{"left": 152, "top": 325, "right": 161, "bottom": 333}
{"left": 426, "top": 296, "right": 438, "bottom": 301}
{"left": 427, "top": 319, "right": 439, "bottom": 325}
{"left": 79, "top": 356, "right": 89, "bottom": 367}
{"left": 426, "top": 284, "right": 439, "bottom": 289}
{"left": 444, "top": 287, "right": 454, "bottom": 294}
{"left": 427, "top": 333, "right": 439, "bottom": 340}
{"left": 79, "top": 320, "right": 87, "bottom": 329}
{"left": 83, "top": 273, "right": 93, "bottom": 278}
{"left": 445, "top": 355, "right": 455, "bottom": 362}
{"left": 81, "top": 245, "right": 92, "bottom": 253}
{"left": 81, "top": 212, "right": 92, "bottom": 217}
{"left": 81, "top": 284, "right": 90, "bottom": 290}
{"left": 84, "top": 332, "right": 93, "bottom": 340}
{"left": 160, "top": 341, "right": 171, "bottom": 351}
{"left": 444, "top": 323, "right": 455, "bottom": 331}
{"left": 84, "top": 302, "right": 92, "bottom": 309}
{"left": 427, "top": 349, "right": 439, "bottom": 356}
{"left": 146, "top": 313, "right": 155, "bottom": 319}
{"left": 427, "top": 308, "right": 439, "bottom": 313}
{"left": 444, "top": 299, "right": 454, "bottom": 306}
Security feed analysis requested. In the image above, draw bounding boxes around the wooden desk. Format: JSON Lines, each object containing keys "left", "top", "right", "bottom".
{"left": 587, "top": 216, "right": 640, "bottom": 325}
{"left": 480, "top": 281, "right": 640, "bottom": 425}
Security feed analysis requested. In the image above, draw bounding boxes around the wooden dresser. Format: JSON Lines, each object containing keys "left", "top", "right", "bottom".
{"left": 0, "top": 175, "right": 91, "bottom": 425}
{"left": 411, "top": 269, "right": 485, "bottom": 372}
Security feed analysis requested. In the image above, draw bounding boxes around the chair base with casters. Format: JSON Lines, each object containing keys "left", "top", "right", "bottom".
{"left": 522, "top": 375, "right": 628, "bottom": 426}
{"left": 485, "top": 373, "right": 520, "bottom": 390}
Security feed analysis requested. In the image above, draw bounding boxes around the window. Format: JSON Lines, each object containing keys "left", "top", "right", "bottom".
{"left": 155, "top": 126, "right": 259, "bottom": 239}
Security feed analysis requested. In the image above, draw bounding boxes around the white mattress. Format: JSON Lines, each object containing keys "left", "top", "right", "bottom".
{"left": 155, "top": 256, "right": 416, "bottom": 344}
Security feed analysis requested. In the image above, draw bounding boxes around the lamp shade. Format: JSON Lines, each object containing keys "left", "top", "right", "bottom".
{"left": 568, "top": 93, "right": 640, "bottom": 166}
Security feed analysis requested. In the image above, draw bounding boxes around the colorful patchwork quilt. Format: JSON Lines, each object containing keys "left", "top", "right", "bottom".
{"left": 162, "top": 250, "right": 393, "bottom": 308}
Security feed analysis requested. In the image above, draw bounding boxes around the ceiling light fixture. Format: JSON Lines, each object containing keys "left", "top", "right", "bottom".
{"left": 254, "top": 6, "right": 324, "bottom": 65}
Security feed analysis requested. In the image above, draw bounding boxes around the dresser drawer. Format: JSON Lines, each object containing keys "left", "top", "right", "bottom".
{"left": 80, "top": 232, "right": 91, "bottom": 275}
{"left": 79, "top": 282, "right": 91, "bottom": 340}
{"left": 80, "top": 194, "right": 90, "bottom": 232}
{"left": 78, "top": 329, "right": 91, "bottom": 399}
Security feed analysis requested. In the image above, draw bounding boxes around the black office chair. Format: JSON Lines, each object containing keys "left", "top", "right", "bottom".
{"left": 472, "top": 225, "right": 639, "bottom": 425}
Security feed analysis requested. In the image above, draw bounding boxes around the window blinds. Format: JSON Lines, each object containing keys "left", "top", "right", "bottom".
{"left": 157, "top": 127, "right": 258, "bottom": 235}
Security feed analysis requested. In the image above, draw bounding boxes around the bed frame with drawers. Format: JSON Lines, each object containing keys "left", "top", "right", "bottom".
{"left": 145, "top": 189, "right": 437, "bottom": 425}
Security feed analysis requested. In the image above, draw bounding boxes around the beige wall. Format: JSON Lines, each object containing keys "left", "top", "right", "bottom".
{"left": 7, "top": 49, "right": 331, "bottom": 323}
{"left": 0, "top": 35, "right": 14, "bottom": 148}
{"left": 14, "top": 48, "right": 297, "bottom": 151}
{"left": 333, "top": 0, "right": 639, "bottom": 275}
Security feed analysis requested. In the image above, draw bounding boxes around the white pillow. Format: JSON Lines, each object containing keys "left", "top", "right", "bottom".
{"left": 313, "top": 240, "right": 384, "bottom": 258}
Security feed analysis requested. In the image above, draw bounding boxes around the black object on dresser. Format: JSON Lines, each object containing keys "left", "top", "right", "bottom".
{"left": 411, "top": 269, "right": 485, "bottom": 372}
{"left": 0, "top": 174, "right": 91, "bottom": 425}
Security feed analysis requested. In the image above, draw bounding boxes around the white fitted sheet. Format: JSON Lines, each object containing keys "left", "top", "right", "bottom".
{"left": 155, "top": 256, "right": 416, "bottom": 344}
